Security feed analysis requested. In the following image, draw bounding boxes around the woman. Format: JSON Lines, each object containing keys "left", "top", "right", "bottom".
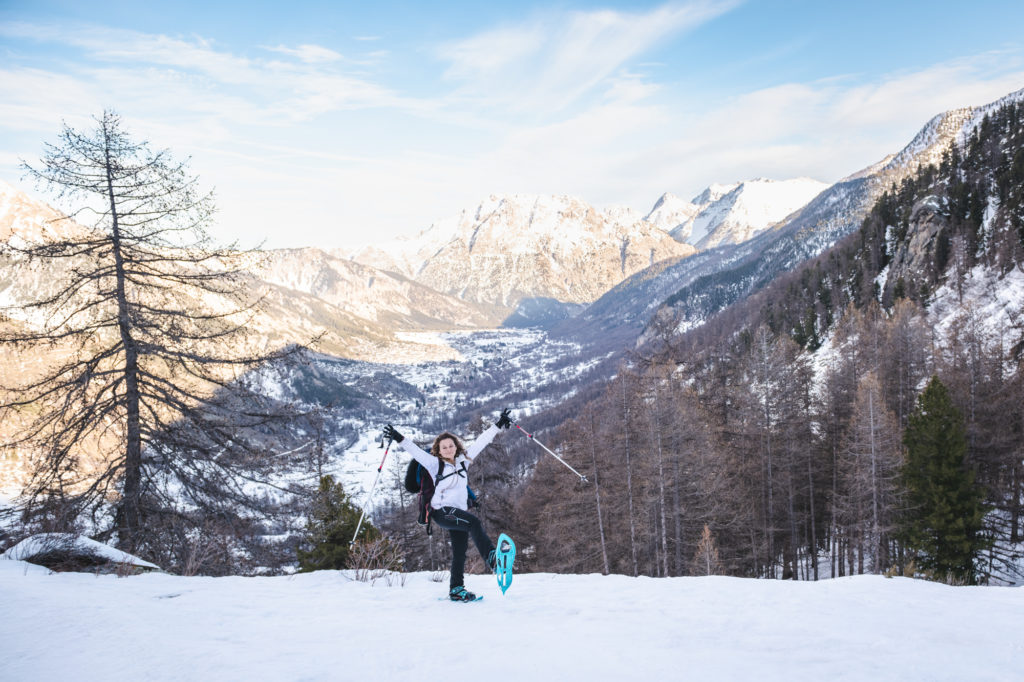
{"left": 383, "top": 408, "right": 512, "bottom": 602}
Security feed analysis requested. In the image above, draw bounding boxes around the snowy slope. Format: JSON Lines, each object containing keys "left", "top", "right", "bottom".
{"left": 643, "top": 191, "right": 706, "bottom": 237}
{"left": 691, "top": 177, "right": 829, "bottom": 249}
{"left": 642, "top": 179, "right": 828, "bottom": 248}
{"left": 2, "top": 560, "right": 1021, "bottom": 681}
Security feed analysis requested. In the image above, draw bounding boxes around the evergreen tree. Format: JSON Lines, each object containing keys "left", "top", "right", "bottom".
{"left": 900, "top": 376, "right": 988, "bottom": 583}
{"left": 297, "top": 475, "right": 377, "bottom": 572}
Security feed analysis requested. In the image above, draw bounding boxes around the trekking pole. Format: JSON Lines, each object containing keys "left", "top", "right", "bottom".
{"left": 513, "top": 421, "right": 588, "bottom": 483}
{"left": 350, "top": 434, "right": 393, "bottom": 546}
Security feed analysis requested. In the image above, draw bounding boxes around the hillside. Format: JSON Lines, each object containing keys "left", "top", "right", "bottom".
{"left": 4, "top": 86, "right": 1024, "bottom": 582}
{"left": 704, "top": 89, "right": 1024, "bottom": 352}
{"left": 561, "top": 92, "right": 1020, "bottom": 344}
{"left": 2, "top": 559, "right": 1021, "bottom": 681}
{"left": 517, "top": 93, "right": 1024, "bottom": 585}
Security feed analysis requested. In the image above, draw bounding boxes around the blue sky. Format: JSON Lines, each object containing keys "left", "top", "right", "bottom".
{"left": 2, "top": 1, "right": 1023, "bottom": 249}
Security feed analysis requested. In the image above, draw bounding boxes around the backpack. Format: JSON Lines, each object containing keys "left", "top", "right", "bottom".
{"left": 403, "top": 459, "right": 478, "bottom": 535}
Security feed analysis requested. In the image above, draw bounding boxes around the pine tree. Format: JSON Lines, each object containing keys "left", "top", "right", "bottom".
{"left": 900, "top": 376, "right": 988, "bottom": 583}
{"left": 297, "top": 475, "right": 377, "bottom": 572}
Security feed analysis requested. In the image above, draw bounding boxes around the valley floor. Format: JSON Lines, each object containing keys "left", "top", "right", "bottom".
{"left": 2, "top": 560, "right": 1021, "bottom": 681}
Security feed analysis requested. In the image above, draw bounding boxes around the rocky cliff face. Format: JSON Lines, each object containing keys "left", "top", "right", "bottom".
{"left": 252, "top": 248, "right": 500, "bottom": 329}
{"left": 352, "top": 193, "right": 696, "bottom": 309}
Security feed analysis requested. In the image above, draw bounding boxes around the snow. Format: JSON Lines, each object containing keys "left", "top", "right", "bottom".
{"left": 3, "top": 533, "right": 160, "bottom": 569}
{"left": 643, "top": 192, "right": 702, "bottom": 238}
{"left": 929, "top": 264, "right": 1024, "bottom": 345}
{"left": 1, "top": 561, "right": 1021, "bottom": 681}
{"left": 956, "top": 87, "right": 1024, "bottom": 147}
{"left": 690, "top": 177, "right": 829, "bottom": 249}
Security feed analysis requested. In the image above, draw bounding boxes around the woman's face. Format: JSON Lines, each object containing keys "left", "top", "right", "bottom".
{"left": 438, "top": 437, "right": 458, "bottom": 462}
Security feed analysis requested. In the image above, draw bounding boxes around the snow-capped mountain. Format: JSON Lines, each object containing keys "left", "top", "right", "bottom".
{"left": 350, "top": 194, "right": 695, "bottom": 310}
{"left": 690, "top": 177, "right": 829, "bottom": 249}
{"left": 563, "top": 87, "right": 1024, "bottom": 343}
{"left": 643, "top": 183, "right": 737, "bottom": 241}
{"left": 642, "top": 179, "right": 828, "bottom": 249}
{"left": 0, "top": 179, "right": 90, "bottom": 244}
{"left": 0, "top": 183, "right": 493, "bottom": 364}
{"left": 643, "top": 191, "right": 705, "bottom": 238}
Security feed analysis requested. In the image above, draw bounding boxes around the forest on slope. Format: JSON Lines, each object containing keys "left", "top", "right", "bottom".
{"left": 511, "top": 99, "right": 1024, "bottom": 584}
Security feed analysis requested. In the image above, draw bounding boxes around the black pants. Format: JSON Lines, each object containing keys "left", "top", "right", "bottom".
{"left": 430, "top": 506, "right": 495, "bottom": 590}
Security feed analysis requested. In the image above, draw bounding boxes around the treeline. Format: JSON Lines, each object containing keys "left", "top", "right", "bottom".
{"left": 513, "top": 100, "right": 1024, "bottom": 584}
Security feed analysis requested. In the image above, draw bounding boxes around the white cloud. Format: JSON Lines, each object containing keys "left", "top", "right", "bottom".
{"left": 617, "top": 53, "right": 1024, "bottom": 204}
{"left": 3, "top": 13, "right": 1023, "bottom": 251}
{"left": 265, "top": 44, "right": 344, "bottom": 64}
{"left": 437, "top": 1, "right": 739, "bottom": 114}
{"left": 0, "top": 67, "right": 105, "bottom": 134}
{"left": 0, "top": 22, "right": 409, "bottom": 124}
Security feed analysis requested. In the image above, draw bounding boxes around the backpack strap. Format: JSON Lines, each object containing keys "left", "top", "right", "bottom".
{"left": 435, "top": 459, "right": 468, "bottom": 484}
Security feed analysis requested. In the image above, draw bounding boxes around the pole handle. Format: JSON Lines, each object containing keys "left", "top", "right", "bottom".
{"left": 350, "top": 438, "right": 393, "bottom": 545}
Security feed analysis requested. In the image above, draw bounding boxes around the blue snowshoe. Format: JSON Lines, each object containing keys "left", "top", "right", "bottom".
{"left": 448, "top": 586, "right": 482, "bottom": 602}
{"left": 493, "top": 533, "right": 516, "bottom": 595}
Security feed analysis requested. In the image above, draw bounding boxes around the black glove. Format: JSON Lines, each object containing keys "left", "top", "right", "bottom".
{"left": 496, "top": 408, "right": 513, "bottom": 430}
{"left": 383, "top": 424, "right": 404, "bottom": 443}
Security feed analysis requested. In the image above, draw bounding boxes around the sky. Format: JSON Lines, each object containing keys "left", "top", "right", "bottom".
{"left": 1, "top": 1, "right": 1023, "bottom": 250}
{"left": 3, "top": 558, "right": 1023, "bottom": 680}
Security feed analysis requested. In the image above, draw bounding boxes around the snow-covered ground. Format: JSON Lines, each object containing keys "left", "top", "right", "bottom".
{"left": 2, "top": 560, "right": 1021, "bottom": 681}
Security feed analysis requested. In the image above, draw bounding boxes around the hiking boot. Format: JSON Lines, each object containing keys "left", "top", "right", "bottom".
{"left": 449, "top": 586, "right": 478, "bottom": 602}
{"left": 486, "top": 549, "right": 497, "bottom": 573}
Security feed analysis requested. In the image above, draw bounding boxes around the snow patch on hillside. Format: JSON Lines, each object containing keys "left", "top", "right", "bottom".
{"left": 928, "top": 264, "right": 1024, "bottom": 353}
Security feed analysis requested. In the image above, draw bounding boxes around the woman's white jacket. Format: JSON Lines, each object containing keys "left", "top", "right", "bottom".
{"left": 398, "top": 424, "right": 500, "bottom": 511}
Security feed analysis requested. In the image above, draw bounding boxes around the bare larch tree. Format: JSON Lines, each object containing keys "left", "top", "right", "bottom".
{"left": 0, "top": 111, "right": 300, "bottom": 560}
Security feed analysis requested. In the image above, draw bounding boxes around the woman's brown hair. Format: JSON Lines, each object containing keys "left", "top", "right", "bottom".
{"left": 430, "top": 431, "right": 466, "bottom": 458}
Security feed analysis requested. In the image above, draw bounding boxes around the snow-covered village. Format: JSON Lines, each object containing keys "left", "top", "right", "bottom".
{"left": 2, "top": 2, "right": 1024, "bottom": 680}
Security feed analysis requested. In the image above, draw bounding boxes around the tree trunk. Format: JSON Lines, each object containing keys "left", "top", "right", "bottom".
{"left": 673, "top": 459, "right": 683, "bottom": 575}
{"left": 652, "top": 381, "right": 670, "bottom": 577}
{"left": 104, "top": 127, "right": 143, "bottom": 552}
{"left": 869, "top": 390, "right": 880, "bottom": 573}
{"left": 622, "top": 378, "right": 639, "bottom": 577}
{"left": 1012, "top": 462, "right": 1021, "bottom": 543}
{"left": 589, "top": 413, "right": 611, "bottom": 576}
{"left": 807, "top": 454, "right": 819, "bottom": 580}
